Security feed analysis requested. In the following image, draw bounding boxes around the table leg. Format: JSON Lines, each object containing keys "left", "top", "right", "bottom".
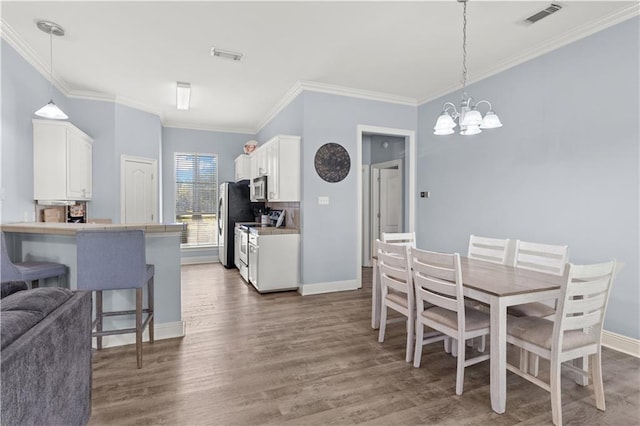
{"left": 371, "top": 258, "right": 380, "bottom": 329}
{"left": 490, "top": 296, "right": 507, "bottom": 414}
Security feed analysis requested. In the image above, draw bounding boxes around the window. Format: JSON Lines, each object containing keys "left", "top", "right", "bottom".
{"left": 175, "top": 153, "right": 218, "bottom": 247}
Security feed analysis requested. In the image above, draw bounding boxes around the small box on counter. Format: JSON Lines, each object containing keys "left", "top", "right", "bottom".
{"left": 43, "top": 207, "right": 64, "bottom": 223}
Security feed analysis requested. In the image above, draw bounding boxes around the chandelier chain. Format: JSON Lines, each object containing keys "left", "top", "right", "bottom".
{"left": 461, "top": 0, "right": 468, "bottom": 97}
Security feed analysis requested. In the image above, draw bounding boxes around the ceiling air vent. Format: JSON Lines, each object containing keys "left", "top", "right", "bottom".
{"left": 523, "top": 3, "right": 563, "bottom": 25}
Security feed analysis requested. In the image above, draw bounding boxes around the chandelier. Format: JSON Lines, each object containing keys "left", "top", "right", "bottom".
{"left": 434, "top": 0, "right": 502, "bottom": 136}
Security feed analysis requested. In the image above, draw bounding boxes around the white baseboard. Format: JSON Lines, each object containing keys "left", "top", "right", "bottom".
{"left": 181, "top": 256, "right": 218, "bottom": 265}
{"left": 299, "top": 279, "right": 360, "bottom": 296}
{"left": 602, "top": 330, "right": 640, "bottom": 358}
{"left": 96, "top": 320, "right": 186, "bottom": 349}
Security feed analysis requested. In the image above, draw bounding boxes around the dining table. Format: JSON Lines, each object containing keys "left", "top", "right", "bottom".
{"left": 371, "top": 254, "right": 565, "bottom": 414}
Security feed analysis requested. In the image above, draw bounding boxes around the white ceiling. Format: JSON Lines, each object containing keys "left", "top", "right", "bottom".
{"left": 2, "top": 1, "right": 638, "bottom": 133}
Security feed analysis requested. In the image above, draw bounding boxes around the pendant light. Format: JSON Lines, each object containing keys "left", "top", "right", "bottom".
{"left": 34, "top": 20, "right": 68, "bottom": 120}
{"left": 433, "top": 0, "right": 502, "bottom": 136}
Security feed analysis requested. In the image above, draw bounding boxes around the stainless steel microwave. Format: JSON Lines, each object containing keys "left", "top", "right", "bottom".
{"left": 252, "top": 176, "right": 267, "bottom": 201}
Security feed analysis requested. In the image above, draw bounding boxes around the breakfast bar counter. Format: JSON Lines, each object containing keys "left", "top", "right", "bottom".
{"left": 1, "top": 222, "right": 186, "bottom": 346}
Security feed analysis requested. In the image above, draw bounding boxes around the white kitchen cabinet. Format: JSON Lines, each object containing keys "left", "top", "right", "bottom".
{"left": 33, "top": 119, "right": 93, "bottom": 201}
{"left": 265, "top": 135, "right": 300, "bottom": 202}
{"left": 253, "top": 145, "right": 268, "bottom": 177}
{"left": 234, "top": 154, "right": 251, "bottom": 182}
{"left": 248, "top": 231, "right": 299, "bottom": 292}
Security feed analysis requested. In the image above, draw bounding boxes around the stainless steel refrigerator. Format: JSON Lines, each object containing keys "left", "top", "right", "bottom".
{"left": 217, "top": 182, "right": 263, "bottom": 268}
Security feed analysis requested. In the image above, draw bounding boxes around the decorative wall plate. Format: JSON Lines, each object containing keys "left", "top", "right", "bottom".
{"left": 314, "top": 143, "right": 350, "bottom": 183}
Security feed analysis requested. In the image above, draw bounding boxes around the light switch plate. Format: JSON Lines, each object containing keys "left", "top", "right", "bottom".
{"left": 318, "top": 196, "right": 330, "bottom": 205}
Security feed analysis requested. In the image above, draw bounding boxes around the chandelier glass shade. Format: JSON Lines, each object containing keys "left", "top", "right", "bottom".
{"left": 34, "top": 21, "right": 68, "bottom": 120}
{"left": 434, "top": 1, "right": 502, "bottom": 136}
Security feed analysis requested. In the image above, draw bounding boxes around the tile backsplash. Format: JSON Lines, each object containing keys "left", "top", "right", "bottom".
{"left": 266, "top": 202, "right": 300, "bottom": 229}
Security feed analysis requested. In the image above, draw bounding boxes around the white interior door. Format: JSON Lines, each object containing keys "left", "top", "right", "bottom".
{"left": 370, "top": 160, "right": 403, "bottom": 259}
{"left": 121, "top": 156, "right": 158, "bottom": 224}
{"left": 379, "top": 168, "right": 402, "bottom": 234}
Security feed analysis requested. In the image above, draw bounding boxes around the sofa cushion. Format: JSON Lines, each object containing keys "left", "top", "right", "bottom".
{"left": 0, "top": 288, "right": 73, "bottom": 350}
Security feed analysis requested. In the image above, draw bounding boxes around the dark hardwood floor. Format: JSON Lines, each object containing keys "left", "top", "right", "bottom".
{"left": 88, "top": 264, "right": 640, "bottom": 425}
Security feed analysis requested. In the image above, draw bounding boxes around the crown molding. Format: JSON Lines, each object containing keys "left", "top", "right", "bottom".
{"left": 255, "top": 80, "right": 418, "bottom": 134}
{"left": 1, "top": 18, "right": 72, "bottom": 95}
{"left": 162, "top": 120, "right": 254, "bottom": 135}
{"left": 299, "top": 80, "right": 418, "bottom": 107}
{"left": 419, "top": 4, "right": 640, "bottom": 106}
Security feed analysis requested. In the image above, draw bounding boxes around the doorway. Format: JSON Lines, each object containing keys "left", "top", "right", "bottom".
{"left": 120, "top": 155, "right": 158, "bottom": 224}
{"left": 357, "top": 126, "right": 415, "bottom": 283}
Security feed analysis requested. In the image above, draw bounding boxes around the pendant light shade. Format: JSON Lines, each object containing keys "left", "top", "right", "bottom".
{"left": 480, "top": 111, "right": 503, "bottom": 129}
{"left": 34, "top": 21, "right": 68, "bottom": 120}
{"left": 35, "top": 100, "right": 68, "bottom": 120}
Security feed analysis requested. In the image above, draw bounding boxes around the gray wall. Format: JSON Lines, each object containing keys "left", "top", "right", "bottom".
{"left": 369, "top": 135, "right": 405, "bottom": 165}
{"left": 258, "top": 91, "right": 417, "bottom": 288}
{"left": 161, "top": 126, "right": 252, "bottom": 261}
{"left": 1, "top": 39, "right": 163, "bottom": 224}
{"left": 1, "top": 39, "right": 69, "bottom": 222}
{"left": 417, "top": 17, "right": 639, "bottom": 339}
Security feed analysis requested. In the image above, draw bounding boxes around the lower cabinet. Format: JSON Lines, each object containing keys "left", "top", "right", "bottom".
{"left": 248, "top": 232, "right": 299, "bottom": 292}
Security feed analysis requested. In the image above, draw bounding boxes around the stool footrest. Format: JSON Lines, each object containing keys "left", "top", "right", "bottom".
{"left": 101, "top": 309, "right": 151, "bottom": 317}
{"left": 92, "top": 313, "right": 153, "bottom": 337}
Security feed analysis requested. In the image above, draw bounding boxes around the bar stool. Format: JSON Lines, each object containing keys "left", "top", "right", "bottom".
{"left": 76, "top": 229, "right": 154, "bottom": 368}
{"left": 1, "top": 232, "right": 67, "bottom": 288}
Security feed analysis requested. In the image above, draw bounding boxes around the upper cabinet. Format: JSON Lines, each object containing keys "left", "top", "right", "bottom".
{"left": 33, "top": 119, "right": 93, "bottom": 202}
{"left": 248, "top": 135, "right": 300, "bottom": 202}
{"left": 234, "top": 154, "right": 251, "bottom": 182}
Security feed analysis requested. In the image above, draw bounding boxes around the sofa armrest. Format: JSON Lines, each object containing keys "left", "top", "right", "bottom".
{"left": 1, "top": 282, "right": 28, "bottom": 299}
{"left": 1, "top": 290, "right": 92, "bottom": 426}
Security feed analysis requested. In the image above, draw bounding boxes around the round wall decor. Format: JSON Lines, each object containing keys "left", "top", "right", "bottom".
{"left": 314, "top": 143, "right": 351, "bottom": 183}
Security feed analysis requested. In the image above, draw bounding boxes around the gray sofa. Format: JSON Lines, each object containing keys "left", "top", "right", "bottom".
{"left": 1, "top": 285, "right": 92, "bottom": 425}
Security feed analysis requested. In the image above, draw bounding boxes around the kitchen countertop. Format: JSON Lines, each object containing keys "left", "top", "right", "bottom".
{"left": 1, "top": 222, "right": 185, "bottom": 236}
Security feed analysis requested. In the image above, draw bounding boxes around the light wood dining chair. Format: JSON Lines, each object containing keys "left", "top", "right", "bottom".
{"left": 377, "top": 240, "right": 417, "bottom": 363}
{"left": 381, "top": 232, "right": 416, "bottom": 248}
{"left": 506, "top": 260, "right": 616, "bottom": 426}
{"left": 509, "top": 240, "right": 569, "bottom": 375}
{"left": 466, "top": 235, "right": 511, "bottom": 352}
{"left": 411, "top": 248, "right": 490, "bottom": 395}
{"left": 467, "top": 234, "right": 511, "bottom": 265}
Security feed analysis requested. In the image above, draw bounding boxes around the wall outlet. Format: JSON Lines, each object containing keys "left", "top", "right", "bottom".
{"left": 420, "top": 191, "right": 430, "bottom": 198}
{"left": 318, "top": 196, "right": 330, "bottom": 205}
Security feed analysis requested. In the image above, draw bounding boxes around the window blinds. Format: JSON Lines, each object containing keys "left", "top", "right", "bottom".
{"left": 175, "top": 153, "right": 218, "bottom": 246}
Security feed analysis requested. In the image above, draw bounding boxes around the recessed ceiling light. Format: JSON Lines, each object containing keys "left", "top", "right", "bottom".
{"left": 211, "top": 47, "right": 243, "bottom": 62}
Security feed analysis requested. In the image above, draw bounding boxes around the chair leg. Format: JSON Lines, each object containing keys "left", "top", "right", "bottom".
{"left": 148, "top": 277, "right": 154, "bottom": 344}
{"left": 573, "top": 355, "right": 589, "bottom": 386}
{"left": 591, "top": 351, "right": 606, "bottom": 411}
{"left": 451, "top": 339, "right": 458, "bottom": 357}
{"left": 478, "top": 335, "right": 486, "bottom": 353}
{"left": 550, "top": 358, "right": 563, "bottom": 426}
{"left": 444, "top": 337, "right": 451, "bottom": 354}
{"left": 530, "top": 353, "right": 540, "bottom": 376}
{"left": 413, "top": 320, "right": 423, "bottom": 368}
{"left": 519, "top": 348, "right": 529, "bottom": 373}
{"left": 378, "top": 305, "right": 388, "bottom": 343}
{"left": 136, "top": 288, "right": 143, "bottom": 369}
{"left": 96, "top": 291, "right": 103, "bottom": 350}
{"left": 455, "top": 337, "right": 466, "bottom": 395}
{"left": 406, "top": 315, "right": 414, "bottom": 363}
